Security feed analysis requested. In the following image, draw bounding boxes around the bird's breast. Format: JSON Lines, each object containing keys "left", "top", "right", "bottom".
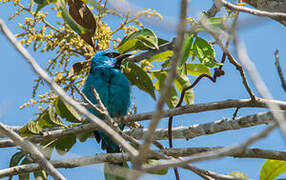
{"left": 83, "top": 68, "right": 131, "bottom": 118}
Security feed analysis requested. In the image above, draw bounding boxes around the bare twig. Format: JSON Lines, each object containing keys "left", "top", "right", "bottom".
{"left": 0, "top": 18, "right": 138, "bottom": 158}
{"left": 220, "top": 0, "right": 286, "bottom": 19}
{"left": 134, "top": 0, "right": 189, "bottom": 172}
{"left": 75, "top": 87, "right": 106, "bottom": 116}
{"left": 232, "top": 107, "right": 240, "bottom": 120}
{"left": 0, "top": 122, "right": 66, "bottom": 180}
{"left": 274, "top": 50, "right": 286, "bottom": 92}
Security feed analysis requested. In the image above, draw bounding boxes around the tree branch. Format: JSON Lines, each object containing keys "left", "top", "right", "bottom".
{"left": 0, "top": 122, "right": 66, "bottom": 180}
{"left": 274, "top": 49, "right": 286, "bottom": 92}
{"left": 125, "top": 98, "right": 286, "bottom": 122}
{"left": 220, "top": 0, "right": 286, "bottom": 19}
{"left": 2, "top": 98, "right": 286, "bottom": 140}
{"left": 1, "top": 146, "right": 285, "bottom": 178}
{"left": 0, "top": 111, "right": 277, "bottom": 148}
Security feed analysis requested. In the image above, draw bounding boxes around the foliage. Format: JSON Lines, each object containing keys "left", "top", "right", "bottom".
{"left": 260, "top": 160, "right": 286, "bottom": 180}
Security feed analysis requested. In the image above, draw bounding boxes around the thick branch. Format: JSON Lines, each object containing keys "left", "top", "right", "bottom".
{"left": 0, "top": 146, "right": 285, "bottom": 178}
{"left": 125, "top": 98, "right": 286, "bottom": 122}
{"left": 126, "top": 111, "right": 276, "bottom": 140}
{"left": 0, "top": 111, "right": 277, "bottom": 148}
{"left": 2, "top": 98, "right": 286, "bottom": 140}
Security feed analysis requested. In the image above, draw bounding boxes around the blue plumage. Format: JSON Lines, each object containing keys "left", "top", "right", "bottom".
{"left": 83, "top": 50, "right": 131, "bottom": 153}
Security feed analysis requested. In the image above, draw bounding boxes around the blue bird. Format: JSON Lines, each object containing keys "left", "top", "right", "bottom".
{"left": 83, "top": 50, "right": 131, "bottom": 153}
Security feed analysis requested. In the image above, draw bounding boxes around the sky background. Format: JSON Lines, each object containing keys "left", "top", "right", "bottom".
{"left": 1, "top": 0, "right": 286, "bottom": 179}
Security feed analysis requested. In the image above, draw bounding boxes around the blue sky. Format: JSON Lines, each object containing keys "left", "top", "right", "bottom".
{"left": 1, "top": 0, "right": 286, "bottom": 179}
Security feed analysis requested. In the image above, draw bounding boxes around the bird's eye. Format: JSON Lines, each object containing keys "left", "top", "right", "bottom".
{"left": 105, "top": 52, "right": 120, "bottom": 58}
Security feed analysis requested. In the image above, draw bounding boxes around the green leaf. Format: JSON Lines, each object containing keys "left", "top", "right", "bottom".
{"left": 37, "top": 110, "right": 59, "bottom": 129}
{"left": 151, "top": 71, "right": 179, "bottom": 108}
{"left": 123, "top": 62, "right": 156, "bottom": 100}
{"left": 33, "top": 171, "right": 47, "bottom": 180}
{"left": 88, "top": 0, "right": 122, "bottom": 17}
{"left": 148, "top": 50, "right": 173, "bottom": 62}
{"left": 178, "top": 35, "right": 193, "bottom": 67}
{"left": 104, "top": 163, "right": 127, "bottom": 180}
{"left": 143, "top": 159, "right": 168, "bottom": 175}
{"left": 175, "top": 71, "right": 194, "bottom": 105}
{"left": 27, "top": 120, "right": 42, "bottom": 135}
{"left": 55, "top": 135, "right": 76, "bottom": 155}
{"left": 39, "top": 140, "right": 56, "bottom": 159}
{"left": 9, "top": 152, "right": 25, "bottom": 179}
{"left": 19, "top": 158, "right": 32, "bottom": 180}
{"left": 54, "top": 97, "right": 82, "bottom": 123}
{"left": 77, "top": 131, "right": 92, "bottom": 142}
{"left": 260, "top": 160, "right": 286, "bottom": 180}
{"left": 9, "top": 152, "right": 25, "bottom": 167}
{"left": 186, "top": 63, "right": 211, "bottom": 76}
{"left": 193, "top": 37, "right": 221, "bottom": 67}
{"left": 158, "top": 38, "right": 169, "bottom": 46}
{"left": 195, "top": 17, "right": 224, "bottom": 32}
{"left": 229, "top": 171, "right": 248, "bottom": 179}
{"left": 19, "top": 125, "right": 34, "bottom": 137}
{"left": 48, "top": 104, "right": 64, "bottom": 126}
{"left": 56, "top": 0, "right": 87, "bottom": 35}
{"left": 117, "top": 28, "right": 158, "bottom": 53}
{"left": 34, "top": 0, "right": 57, "bottom": 14}
{"left": 208, "top": 17, "right": 224, "bottom": 28}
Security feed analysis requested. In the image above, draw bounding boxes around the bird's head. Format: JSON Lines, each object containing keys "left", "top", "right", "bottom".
{"left": 91, "top": 50, "right": 131, "bottom": 70}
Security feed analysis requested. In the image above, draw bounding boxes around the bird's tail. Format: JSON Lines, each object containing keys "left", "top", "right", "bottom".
{"left": 94, "top": 129, "right": 128, "bottom": 179}
{"left": 94, "top": 130, "right": 121, "bottom": 153}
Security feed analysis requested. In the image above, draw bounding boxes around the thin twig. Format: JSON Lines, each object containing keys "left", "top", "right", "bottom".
{"left": 232, "top": 107, "right": 240, "bottom": 120}
{"left": 0, "top": 18, "right": 138, "bottom": 158}
{"left": 274, "top": 50, "right": 286, "bottom": 92}
{"left": 0, "top": 122, "right": 66, "bottom": 180}
{"left": 220, "top": 0, "right": 286, "bottom": 19}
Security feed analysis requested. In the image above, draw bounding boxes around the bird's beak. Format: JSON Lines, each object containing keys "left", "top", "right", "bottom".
{"left": 114, "top": 53, "right": 132, "bottom": 68}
